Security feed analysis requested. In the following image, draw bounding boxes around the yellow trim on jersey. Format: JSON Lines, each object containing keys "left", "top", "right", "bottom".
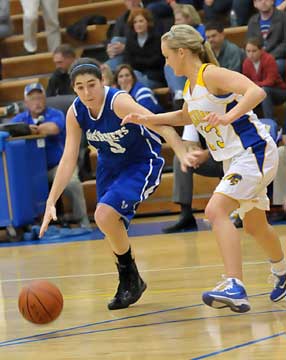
{"left": 183, "top": 79, "right": 190, "bottom": 96}
{"left": 197, "top": 63, "right": 209, "bottom": 87}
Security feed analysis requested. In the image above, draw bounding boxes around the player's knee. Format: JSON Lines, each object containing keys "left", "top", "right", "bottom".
{"left": 204, "top": 203, "right": 217, "bottom": 224}
{"left": 94, "top": 205, "right": 114, "bottom": 231}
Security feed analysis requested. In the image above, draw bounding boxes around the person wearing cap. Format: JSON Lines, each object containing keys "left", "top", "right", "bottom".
{"left": 10, "top": 82, "right": 90, "bottom": 228}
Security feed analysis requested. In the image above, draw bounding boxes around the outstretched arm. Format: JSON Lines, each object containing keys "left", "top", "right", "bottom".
{"left": 114, "top": 93, "right": 192, "bottom": 171}
{"left": 39, "top": 106, "right": 82, "bottom": 237}
{"left": 121, "top": 100, "right": 192, "bottom": 127}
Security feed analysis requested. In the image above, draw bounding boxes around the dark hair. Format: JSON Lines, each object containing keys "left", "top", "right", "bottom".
{"left": 53, "top": 44, "right": 76, "bottom": 58}
{"left": 114, "top": 64, "right": 137, "bottom": 87}
{"left": 127, "top": 8, "right": 154, "bottom": 30}
{"left": 205, "top": 21, "right": 224, "bottom": 33}
{"left": 69, "top": 57, "right": 102, "bottom": 85}
{"left": 245, "top": 37, "right": 263, "bottom": 49}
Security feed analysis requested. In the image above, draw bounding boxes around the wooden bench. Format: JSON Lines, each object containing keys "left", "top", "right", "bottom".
{"left": 224, "top": 25, "right": 247, "bottom": 48}
{"left": 0, "top": 77, "right": 48, "bottom": 103}
{"left": 11, "top": 0, "right": 125, "bottom": 35}
{"left": 9, "top": 0, "right": 114, "bottom": 15}
{"left": 1, "top": 23, "right": 108, "bottom": 59}
{"left": 80, "top": 144, "right": 219, "bottom": 216}
{"left": 71, "top": 171, "right": 219, "bottom": 217}
{"left": 2, "top": 48, "right": 83, "bottom": 80}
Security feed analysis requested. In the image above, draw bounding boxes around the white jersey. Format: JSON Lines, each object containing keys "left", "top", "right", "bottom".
{"left": 183, "top": 63, "right": 271, "bottom": 162}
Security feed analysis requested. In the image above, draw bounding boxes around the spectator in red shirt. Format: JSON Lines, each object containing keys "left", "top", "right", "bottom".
{"left": 242, "top": 37, "right": 286, "bottom": 121}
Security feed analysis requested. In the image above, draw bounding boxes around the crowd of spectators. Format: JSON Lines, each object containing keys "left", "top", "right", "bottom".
{"left": 2, "top": 0, "right": 286, "bottom": 231}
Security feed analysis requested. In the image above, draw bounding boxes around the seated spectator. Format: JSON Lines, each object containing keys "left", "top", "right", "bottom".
{"left": 276, "top": 0, "right": 286, "bottom": 11}
{"left": 205, "top": 21, "right": 245, "bottom": 72}
{"left": 162, "top": 124, "right": 223, "bottom": 233}
{"left": 10, "top": 83, "right": 90, "bottom": 228}
{"left": 173, "top": 3, "right": 205, "bottom": 38}
{"left": 19, "top": 0, "right": 61, "bottom": 54}
{"left": 164, "top": 4, "right": 206, "bottom": 105}
{"left": 105, "top": 0, "right": 142, "bottom": 72}
{"left": 204, "top": 0, "right": 255, "bottom": 26}
{"left": 247, "top": 0, "right": 286, "bottom": 78}
{"left": 143, "top": 0, "right": 203, "bottom": 29}
{"left": 46, "top": 44, "right": 77, "bottom": 97}
{"left": 203, "top": 0, "right": 232, "bottom": 24}
{"left": 100, "top": 63, "right": 114, "bottom": 86}
{"left": 114, "top": 64, "right": 163, "bottom": 113}
{"left": 124, "top": 8, "right": 165, "bottom": 88}
{"left": 242, "top": 37, "right": 286, "bottom": 121}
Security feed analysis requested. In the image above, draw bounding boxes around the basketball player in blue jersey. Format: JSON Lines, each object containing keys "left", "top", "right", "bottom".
{"left": 39, "top": 58, "right": 186, "bottom": 310}
{"left": 122, "top": 24, "right": 286, "bottom": 313}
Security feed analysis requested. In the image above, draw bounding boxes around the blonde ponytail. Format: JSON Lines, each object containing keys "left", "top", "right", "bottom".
{"left": 162, "top": 24, "right": 219, "bottom": 66}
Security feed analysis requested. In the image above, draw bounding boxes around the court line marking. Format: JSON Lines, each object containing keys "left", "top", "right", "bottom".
{"left": 191, "top": 331, "right": 286, "bottom": 359}
{"left": 0, "top": 307, "right": 285, "bottom": 348}
{"left": 0, "top": 292, "right": 276, "bottom": 346}
{"left": 1, "top": 260, "right": 268, "bottom": 283}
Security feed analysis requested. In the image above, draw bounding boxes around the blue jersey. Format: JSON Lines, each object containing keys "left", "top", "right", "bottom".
{"left": 129, "top": 81, "right": 163, "bottom": 114}
{"left": 72, "top": 86, "right": 163, "bottom": 167}
{"left": 72, "top": 86, "right": 164, "bottom": 226}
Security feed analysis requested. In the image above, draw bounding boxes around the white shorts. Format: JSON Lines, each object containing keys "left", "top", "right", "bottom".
{"left": 214, "top": 137, "right": 278, "bottom": 219}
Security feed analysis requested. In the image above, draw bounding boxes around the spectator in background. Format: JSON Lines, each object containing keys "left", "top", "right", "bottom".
{"left": 140, "top": 1, "right": 204, "bottom": 35}
{"left": 242, "top": 37, "right": 286, "bottom": 121}
{"left": 205, "top": 21, "right": 245, "bottom": 72}
{"left": 162, "top": 125, "right": 223, "bottom": 233}
{"left": 0, "top": 0, "right": 12, "bottom": 39}
{"left": 46, "top": 44, "right": 76, "bottom": 97}
{"left": 203, "top": 0, "right": 232, "bottom": 24}
{"left": 100, "top": 63, "right": 114, "bottom": 86}
{"left": 247, "top": 0, "right": 286, "bottom": 79}
{"left": 0, "top": 0, "right": 13, "bottom": 79}
{"left": 124, "top": 8, "right": 165, "bottom": 88}
{"left": 10, "top": 83, "right": 90, "bottom": 228}
{"left": 204, "top": 0, "right": 255, "bottom": 26}
{"left": 276, "top": 0, "right": 286, "bottom": 11}
{"left": 164, "top": 4, "right": 206, "bottom": 106}
{"left": 114, "top": 64, "right": 163, "bottom": 113}
{"left": 19, "top": 0, "right": 61, "bottom": 54}
{"left": 273, "top": 132, "right": 286, "bottom": 211}
{"left": 105, "top": 0, "right": 142, "bottom": 71}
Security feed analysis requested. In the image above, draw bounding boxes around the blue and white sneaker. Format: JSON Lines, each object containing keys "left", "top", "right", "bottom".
{"left": 202, "top": 277, "right": 251, "bottom": 313}
{"left": 269, "top": 273, "right": 286, "bottom": 302}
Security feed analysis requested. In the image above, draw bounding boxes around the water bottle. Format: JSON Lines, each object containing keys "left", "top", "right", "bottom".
{"left": 230, "top": 9, "right": 238, "bottom": 27}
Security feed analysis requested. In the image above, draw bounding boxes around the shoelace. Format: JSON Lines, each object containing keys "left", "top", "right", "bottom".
{"left": 212, "top": 275, "right": 233, "bottom": 291}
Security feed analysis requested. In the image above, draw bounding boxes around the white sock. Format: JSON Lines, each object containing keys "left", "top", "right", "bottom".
{"left": 270, "top": 257, "right": 286, "bottom": 276}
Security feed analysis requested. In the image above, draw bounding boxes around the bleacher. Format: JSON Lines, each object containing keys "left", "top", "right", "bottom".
{"left": 1, "top": 1, "right": 264, "bottom": 219}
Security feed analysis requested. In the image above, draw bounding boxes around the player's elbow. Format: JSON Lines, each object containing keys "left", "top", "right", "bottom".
{"left": 257, "top": 86, "right": 267, "bottom": 102}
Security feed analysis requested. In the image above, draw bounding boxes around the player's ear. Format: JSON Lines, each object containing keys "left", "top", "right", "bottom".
{"left": 178, "top": 47, "right": 185, "bottom": 58}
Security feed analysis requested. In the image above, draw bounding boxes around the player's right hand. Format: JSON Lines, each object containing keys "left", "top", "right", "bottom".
{"left": 39, "top": 204, "right": 57, "bottom": 238}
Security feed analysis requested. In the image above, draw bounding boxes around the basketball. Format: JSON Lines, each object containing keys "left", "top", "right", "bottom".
{"left": 18, "top": 280, "right": 63, "bottom": 324}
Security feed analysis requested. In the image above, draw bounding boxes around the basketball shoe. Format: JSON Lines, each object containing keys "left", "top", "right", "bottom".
{"left": 269, "top": 273, "right": 286, "bottom": 302}
{"left": 108, "top": 260, "right": 147, "bottom": 310}
{"left": 202, "top": 277, "right": 251, "bottom": 313}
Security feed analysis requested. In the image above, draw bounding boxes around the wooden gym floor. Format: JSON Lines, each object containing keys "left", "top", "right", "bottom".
{"left": 0, "top": 215, "right": 286, "bottom": 359}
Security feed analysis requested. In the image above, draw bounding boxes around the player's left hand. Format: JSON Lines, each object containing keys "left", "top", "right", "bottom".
{"left": 203, "top": 113, "right": 230, "bottom": 126}
{"left": 121, "top": 113, "right": 148, "bottom": 126}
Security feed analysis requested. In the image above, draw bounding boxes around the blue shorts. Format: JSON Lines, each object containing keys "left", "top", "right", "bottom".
{"left": 96, "top": 157, "right": 164, "bottom": 227}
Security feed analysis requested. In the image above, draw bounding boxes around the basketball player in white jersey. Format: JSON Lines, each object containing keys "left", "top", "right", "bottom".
{"left": 122, "top": 24, "right": 286, "bottom": 313}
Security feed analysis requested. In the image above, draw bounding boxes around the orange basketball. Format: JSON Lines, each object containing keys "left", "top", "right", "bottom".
{"left": 18, "top": 280, "right": 63, "bottom": 324}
